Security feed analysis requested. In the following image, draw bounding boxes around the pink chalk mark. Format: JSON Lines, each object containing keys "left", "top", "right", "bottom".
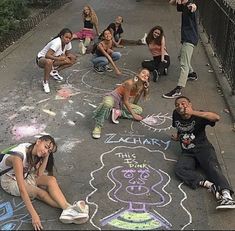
{"left": 57, "top": 88, "right": 73, "bottom": 99}
{"left": 12, "top": 124, "right": 46, "bottom": 140}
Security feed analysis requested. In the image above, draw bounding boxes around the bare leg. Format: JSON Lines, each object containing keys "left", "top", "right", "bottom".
{"left": 84, "top": 37, "right": 91, "bottom": 47}
{"left": 120, "top": 39, "right": 144, "bottom": 46}
{"left": 38, "top": 58, "right": 53, "bottom": 82}
{"left": 35, "top": 175, "right": 70, "bottom": 209}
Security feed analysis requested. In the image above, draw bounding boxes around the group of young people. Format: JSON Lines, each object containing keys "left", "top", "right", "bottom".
{"left": 1, "top": 1, "right": 235, "bottom": 231}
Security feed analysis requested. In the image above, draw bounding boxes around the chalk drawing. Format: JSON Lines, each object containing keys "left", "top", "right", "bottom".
{"left": 81, "top": 68, "right": 137, "bottom": 92}
{"left": 0, "top": 198, "right": 31, "bottom": 230}
{"left": 76, "top": 111, "right": 85, "bottom": 118}
{"left": 140, "top": 113, "right": 173, "bottom": 132}
{"left": 86, "top": 146, "right": 192, "bottom": 230}
{"left": 12, "top": 123, "right": 46, "bottom": 141}
{"left": 105, "top": 133, "right": 170, "bottom": 150}
{"left": 42, "top": 109, "right": 56, "bottom": 116}
{"left": 0, "top": 198, "right": 57, "bottom": 230}
{"left": 59, "top": 138, "right": 83, "bottom": 153}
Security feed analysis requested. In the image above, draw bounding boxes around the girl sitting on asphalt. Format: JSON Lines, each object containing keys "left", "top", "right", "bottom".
{"left": 91, "top": 29, "right": 122, "bottom": 75}
{"left": 92, "top": 68, "right": 150, "bottom": 139}
{"left": 106, "top": 15, "right": 147, "bottom": 47}
{"left": 36, "top": 28, "right": 77, "bottom": 93}
{"left": 0, "top": 135, "right": 89, "bottom": 230}
{"left": 72, "top": 5, "right": 99, "bottom": 55}
{"left": 142, "top": 25, "right": 170, "bottom": 82}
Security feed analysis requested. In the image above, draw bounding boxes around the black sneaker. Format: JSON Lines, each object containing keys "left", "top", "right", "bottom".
{"left": 152, "top": 69, "right": 159, "bottom": 82}
{"left": 94, "top": 66, "right": 105, "bottom": 74}
{"left": 188, "top": 72, "right": 198, "bottom": 81}
{"left": 216, "top": 198, "right": 235, "bottom": 209}
{"left": 162, "top": 87, "right": 182, "bottom": 99}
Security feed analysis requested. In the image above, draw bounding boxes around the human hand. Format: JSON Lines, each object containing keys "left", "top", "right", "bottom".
{"left": 171, "top": 134, "right": 179, "bottom": 141}
{"left": 188, "top": 3, "right": 197, "bottom": 12}
{"left": 134, "top": 114, "right": 143, "bottom": 121}
{"left": 32, "top": 213, "right": 43, "bottom": 230}
{"left": 161, "top": 59, "right": 167, "bottom": 63}
{"left": 183, "top": 105, "right": 193, "bottom": 116}
{"left": 116, "top": 69, "right": 122, "bottom": 76}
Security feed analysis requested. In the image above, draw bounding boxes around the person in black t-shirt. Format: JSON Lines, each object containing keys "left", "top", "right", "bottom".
{"left": 172, "top": 96, "right": 235, "bottom": 209}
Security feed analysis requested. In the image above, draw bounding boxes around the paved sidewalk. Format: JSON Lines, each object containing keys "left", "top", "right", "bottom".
{"left": 0, "top": 0, "right": 235, "bottom": 230}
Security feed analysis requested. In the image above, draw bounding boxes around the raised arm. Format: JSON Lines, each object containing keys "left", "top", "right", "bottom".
{"left": 12, "top": 156, "right": 43, "bottom": 230}
{"left": 122, "top": 82, "right": 143, "bottom": 121}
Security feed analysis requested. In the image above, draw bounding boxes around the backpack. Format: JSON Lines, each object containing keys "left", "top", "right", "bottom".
{"left": 0, "top": 144, "right": 20, "bottom": 176}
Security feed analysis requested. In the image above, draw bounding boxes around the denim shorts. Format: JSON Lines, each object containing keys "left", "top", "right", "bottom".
{"left": 1, "top": 173, "right": 37, "bottom": 199}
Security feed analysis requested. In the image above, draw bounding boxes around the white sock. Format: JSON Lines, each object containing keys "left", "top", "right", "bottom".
{"left": 199, "top": 180, "right": 213, "bottom": 189}
{"left": 222, "top": 189, "right": 233, "bottom": 200}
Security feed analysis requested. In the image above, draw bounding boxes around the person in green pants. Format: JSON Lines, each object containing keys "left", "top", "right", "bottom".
{"left": 92, "top": 68, "right": 150, "bottom": 139}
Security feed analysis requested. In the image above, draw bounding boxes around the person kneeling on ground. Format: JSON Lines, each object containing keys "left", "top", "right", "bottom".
{"left": 0, "top": 135, "right": 89, "bottom": 230}
{"left": 36, "top": 28, "right": 77, "bottom": 93}
{"left": 92, "top": 68, "right": 150, "bottom": 139}
{"left": 172, "top": 96, "right": 235, "bottom": 209}
{"left": 91, "top": 29, "right": 122, "bottom": 75}
{"left": 142, "top": 25, "right": 170, "bottom": 82}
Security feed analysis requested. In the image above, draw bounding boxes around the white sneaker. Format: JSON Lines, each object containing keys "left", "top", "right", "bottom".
{"left": 42, "top": 81, "right": 50, "bottom": 93}
{"left": 79, "top": 41, "right": 87, "bottom": 55}
{"left": 59, "top": 207, "right": 88, "bottom": 224}
{"left": 141, "top": 33, "right": 147, "bottom": 45}
{"left": 50, "top": 70, "right": 63, "bottom": 81}
{"left": 71, "top": 201, "right": 89, "bottom": 215}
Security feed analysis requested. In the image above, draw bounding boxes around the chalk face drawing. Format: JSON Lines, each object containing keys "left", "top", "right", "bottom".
{"left": 140, "top": 113, "right": 173, "bottom": 132}
{"left": 0, "top": 198, "right": 31, "bottom": 230}
{"left": 87, "top": 146, "right": 191, "bottom": 230}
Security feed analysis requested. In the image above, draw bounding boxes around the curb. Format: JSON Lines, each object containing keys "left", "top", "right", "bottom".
{"left": 198, "top": 23, "right": 235, "bottom": 131}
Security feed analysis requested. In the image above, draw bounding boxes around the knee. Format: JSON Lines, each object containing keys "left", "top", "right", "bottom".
{"left": 45, "top": 59, "right": 54, "bottom": 67}
{"left": 103, "top": 97, "right": 114, "bottom": 108}
{"left": 46, "top": 176, "right": 58, "bottom": 187}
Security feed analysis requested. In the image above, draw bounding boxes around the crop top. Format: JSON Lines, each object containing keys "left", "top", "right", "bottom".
{"left": 116, "top": 85, "right": 139, "bottom": 97}
{"left": 84, "top": 19, "right": 93, "bottom": 29}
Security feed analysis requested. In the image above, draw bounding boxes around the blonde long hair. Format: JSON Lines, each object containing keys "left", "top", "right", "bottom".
{"left": 82, "top": 5, "right": 98, "bottom": 26}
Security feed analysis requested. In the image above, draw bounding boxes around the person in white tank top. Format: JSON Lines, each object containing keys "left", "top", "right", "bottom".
{"left": 0, "top": 135, "right": 89, "bottom": 229}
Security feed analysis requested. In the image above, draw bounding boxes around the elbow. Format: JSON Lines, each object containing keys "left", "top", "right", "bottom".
{"left": 215, "top": 115, "right": 220, "bottom": 122}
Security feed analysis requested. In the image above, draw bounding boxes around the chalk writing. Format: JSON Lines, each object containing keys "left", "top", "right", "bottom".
{"left": 105, "top": 134, "right": 170, "bottom": 150}
{"left": 87, "top": 146, "right": 191, "bottom": 230}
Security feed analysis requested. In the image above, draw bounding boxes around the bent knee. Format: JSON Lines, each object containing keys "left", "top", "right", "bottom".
{"left": 103, "top": 96, "right": 114, "bottom": 108}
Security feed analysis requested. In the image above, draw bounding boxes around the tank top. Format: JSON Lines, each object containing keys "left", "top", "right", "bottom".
{"left": 84, "top": 19, "right": 93, "bottom": 29}
{"left": 0, "top": 143, "right": 31, "bottom": 179}
{"left": 148, "top": 42, "right": 168, "bottom": 57}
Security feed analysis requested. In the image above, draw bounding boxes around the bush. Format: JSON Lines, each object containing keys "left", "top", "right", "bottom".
{"left": 0, "top": 0, "right": 29, "bottom": 36}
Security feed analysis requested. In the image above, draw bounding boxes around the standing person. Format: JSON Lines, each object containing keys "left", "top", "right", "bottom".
{"left": 36, "top": 28, "right": 76, "bottom": 93}
{"left": 92, "top": 68, "right": 150, "bottom": 139}
{"left": 91, "top": 29, "right": 122, "bottom": 75}
{"left": 0, "top": 135, "right": 89, "bottom": 230}
{"left": 106, "top": 16, "right": 147, "bottom": 47}
{"left": 142, "top": 25, "right": 170, "bottom": 82}
{"left": 163, "top": 0, "right": 198, "bottom": 99}
{"left": 172, "top": 96, "right": 235, "bottom": 209}
{"left": 72, "top": 5, "right": 99, "bottom": 54}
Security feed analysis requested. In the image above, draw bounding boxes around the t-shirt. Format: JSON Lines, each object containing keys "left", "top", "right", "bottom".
{"left": 37, "top": 37, "right": 72, "bottom": 58}
{"left": 172, "top": 110, "right": 215, "bottom": 151}
{"left": 177, "top": 3, "right": 198, "bottom": 46}
{"left": 107, "top": 23, "right": 124, "bottom": 38}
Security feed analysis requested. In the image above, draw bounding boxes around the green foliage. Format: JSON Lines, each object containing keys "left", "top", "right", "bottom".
{"left": 0, "top": 0, "right": 29, "bottom": 36}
